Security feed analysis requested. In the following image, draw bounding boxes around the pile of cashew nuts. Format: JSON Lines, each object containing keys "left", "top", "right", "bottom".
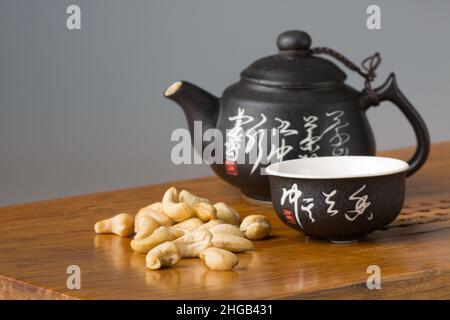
{"left": 94, "top": 187, "right": 271, "bottom": 271}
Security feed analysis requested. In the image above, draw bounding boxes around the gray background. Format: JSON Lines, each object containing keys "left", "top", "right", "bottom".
{"left": 1, "top": 0, "right": 449, "bottom": 206}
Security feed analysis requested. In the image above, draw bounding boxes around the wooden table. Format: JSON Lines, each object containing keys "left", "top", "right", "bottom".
{"left": 1, "top": 142, "right": 450, "bottom": 300}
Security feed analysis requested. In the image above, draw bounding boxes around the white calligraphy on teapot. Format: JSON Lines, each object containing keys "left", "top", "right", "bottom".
{"left": 299, "top": 110, "right": 350, "bottom": 158}
{"left": 225, "top": 108, "right": 254, "bottom": 162}
{"left": 225, "top": 109, "right": 300, "bottom": 175}
{"left": 225, "top": 108, "right": 351, "bottom": 176}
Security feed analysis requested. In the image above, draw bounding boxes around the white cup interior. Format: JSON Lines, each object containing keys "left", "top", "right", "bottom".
{"left": 265, "top": 156, "right": 408, "bottom": 179}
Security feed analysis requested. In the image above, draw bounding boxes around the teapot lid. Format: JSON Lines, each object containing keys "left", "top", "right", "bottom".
{"left": 240, "top": 30, "right": 346, "bottom": 88}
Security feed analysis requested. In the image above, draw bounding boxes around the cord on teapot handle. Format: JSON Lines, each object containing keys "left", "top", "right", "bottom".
{"left": 309, "top": 48, "right": 382, "bottom": 106}
{"left": 309, "top": 48, "right": 429, "bottom": 176}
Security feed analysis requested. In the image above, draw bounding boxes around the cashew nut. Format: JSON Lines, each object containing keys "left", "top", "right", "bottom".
{"left": 147, "top": 209, "right": 174, "bottom": 227}
{"left": 135, "top": 202, "right": 163, "bottom": 224}
{"left": 94, "top": 213, "right": 134, "bottom": 237}
{"left": 169, "top": 217, "right": 204, "bottom": 238}
{"left": 134, "top": 216, "right": 160, "bottom": 240}
{"left": 162, "top": 187, "right": 195, "bottom": 222}
{"left": 147, "top": 201, "right": 164, "bottom": 212}
{"left": 146, "top": 241, "right": 181, "bottom": 270}
{"left": 195, "top": 219, "right": 224, "bottom": 232}
{"left": 213, "top": 202, "right": 241, "bottom": 225}
{"left": 135, "top": 205, "right": 173, "bottom": 230}
{"left": 179, "top": 190, "right": 211, "bottom": 207}
{"left": 211, "top": 233, "right": 253, "bottom": 252}
{"left": 173, "top": 229, "right": 213, "bottom": 258}
{"left": 194, "top": 202, "right": 217, "bottom": 222}
{"left": 200, "top": 247, "right": 238, "bottom": 271}
{"left": 209, "top": 224, "right": 244, "bottom": 238}
{"left": 240, "top": 215, "right": 272, "bottom": 240}
{"left": 130, "top": 226, "right": 177, "bottom": 253}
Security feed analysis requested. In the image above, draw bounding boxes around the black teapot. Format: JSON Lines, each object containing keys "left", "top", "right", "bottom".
{"left": 164, "top": 30, "right": 429, "bottom": 202}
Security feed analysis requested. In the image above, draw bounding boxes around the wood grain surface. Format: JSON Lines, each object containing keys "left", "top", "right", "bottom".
{"left": 1, "top": 142, "right": 450, "bottom": 300}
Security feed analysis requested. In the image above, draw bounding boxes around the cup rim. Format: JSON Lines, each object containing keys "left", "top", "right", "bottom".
{"left": 265, "top": 156, "right": 409, "bottom": 179}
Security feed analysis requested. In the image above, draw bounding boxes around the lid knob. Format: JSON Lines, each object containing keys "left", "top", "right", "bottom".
{"left": 277, "top": 30, "right": 311, "bottom": 51}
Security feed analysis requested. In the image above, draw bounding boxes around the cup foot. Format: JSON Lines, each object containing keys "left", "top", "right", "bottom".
{"left": 330, "top": 239, "right": 359, "bottom": 244}
{"left": 305, "top": 235, "right": 361, "bottom": 244}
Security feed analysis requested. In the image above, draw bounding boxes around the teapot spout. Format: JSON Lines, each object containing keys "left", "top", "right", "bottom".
{"left": 164, "top": 81, "right": 220, "bottom": 134}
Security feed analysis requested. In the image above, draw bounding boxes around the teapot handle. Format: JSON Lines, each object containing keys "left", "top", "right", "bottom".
{"left": 361, "top": 73, "right": 430, "bottom": 177}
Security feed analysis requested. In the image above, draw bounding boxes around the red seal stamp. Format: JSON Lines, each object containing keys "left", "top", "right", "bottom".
{"left": 225, "top": 160, "right": 238, "bottom": 176}
{"left": 282, "top": 208, "right": 297, "bottom": 225}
